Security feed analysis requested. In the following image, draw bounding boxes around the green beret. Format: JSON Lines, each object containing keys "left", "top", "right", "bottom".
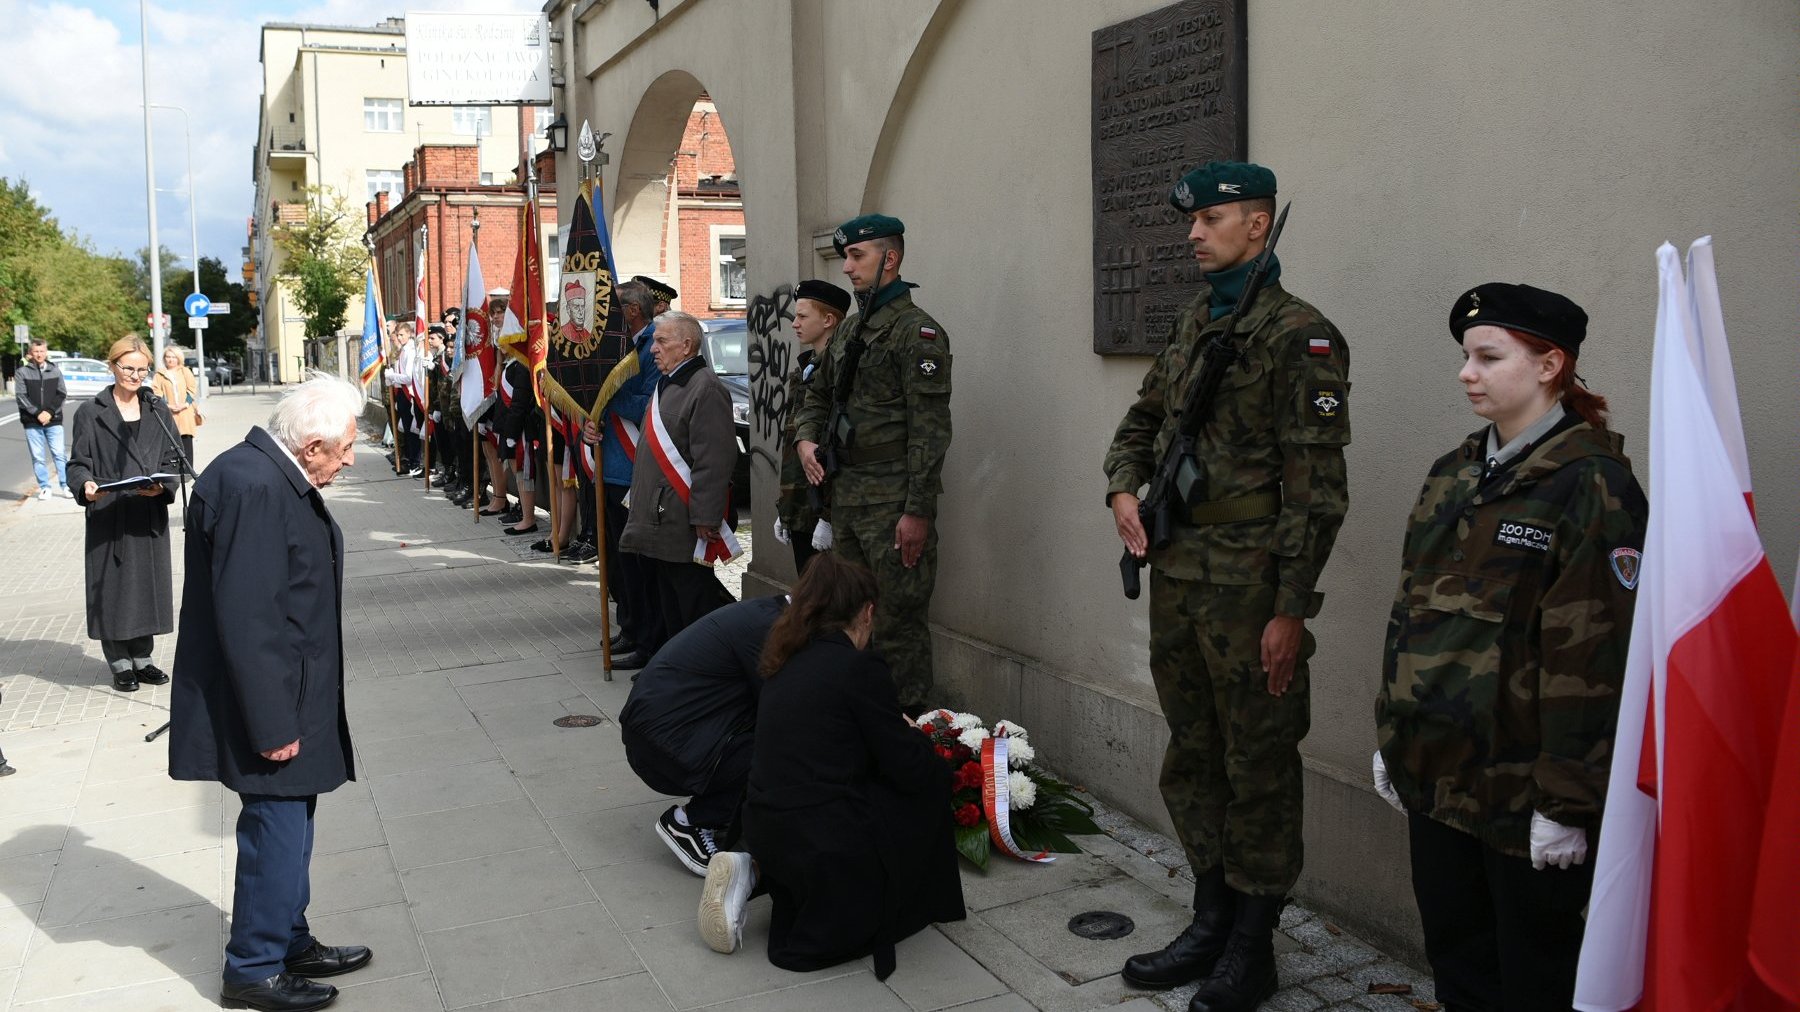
{"left": 832, "top": 214, "right": 904, "bottom": 255}
{"left": 1450, "top": 282, "right": 1588, "bottom": 356}
{"left": 1169, "top": 161, "right": 1277, "bottom": 213}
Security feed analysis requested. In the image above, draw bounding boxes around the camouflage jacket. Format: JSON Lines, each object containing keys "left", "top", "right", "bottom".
{"left": 1375, "top": 419, "right": 1646, "bottom": 857}
{"left": 793, "top": 286, "right": 952, "bottom": 518}
{"left": 776, "top": 347, "right": 826, "bottom": 529}
{"left": 1102, "top": 282, "right": 1351, "bottom": 616}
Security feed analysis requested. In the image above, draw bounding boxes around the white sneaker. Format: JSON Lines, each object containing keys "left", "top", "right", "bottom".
{"left": 698, "top": 851, "right": 754, "bottom": 954}
{"left": 36, "top": 488, "right": 49, "bottom": 501}
{"left": 54, "top": 486, "right": 72, "bottom": 498}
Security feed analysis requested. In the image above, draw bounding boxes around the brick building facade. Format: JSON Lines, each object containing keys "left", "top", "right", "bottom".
{"left": 658, "top": 96, "right": 746, "bottom": 319}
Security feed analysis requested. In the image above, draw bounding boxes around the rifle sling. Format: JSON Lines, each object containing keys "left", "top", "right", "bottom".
{"left": 1186, "top": 489, "right": 1280, "bottom": 525}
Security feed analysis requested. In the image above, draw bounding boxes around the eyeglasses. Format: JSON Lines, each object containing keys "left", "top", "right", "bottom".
{"left": 113, "top": 365, "right": 152, "bottom": 377}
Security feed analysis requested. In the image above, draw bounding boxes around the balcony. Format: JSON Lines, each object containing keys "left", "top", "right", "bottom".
{"left": 267, "top": 125, "right": 308, "bottom": 162}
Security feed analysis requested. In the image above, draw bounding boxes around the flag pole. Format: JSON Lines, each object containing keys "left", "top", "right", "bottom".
{"left": 421, "top": 222, "right": 433, "bottom": 490}
{"left": 596, "top": 457, "right": 613, "bottom": 679}
{"left": 472, "top": 424, "right": 482, "bottom": 524}
{"left": 369, "top": 263, "right": 402, "bottom": 477}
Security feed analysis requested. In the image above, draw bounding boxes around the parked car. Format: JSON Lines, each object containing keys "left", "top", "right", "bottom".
{"left": 700, "top": 318, "right": 752, "bottom": 507}
{"left": 59, "top": 358, "right": 111, "bottom": 400}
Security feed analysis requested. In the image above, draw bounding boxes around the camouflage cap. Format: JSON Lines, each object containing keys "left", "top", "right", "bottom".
{"left": 1169, "top": 161, "right": 1277, "bottom": 213}
{"left": 1450, "top": 282, "right": 1587, "bottom": 356}
{"left": 832, "top": 214, "right": 904, "bottom": 255}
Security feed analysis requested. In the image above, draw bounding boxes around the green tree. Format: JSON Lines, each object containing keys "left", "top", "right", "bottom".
{"left": 0, "top": 177, "right": 60, "bottom": 329}
{"left": 164, "top": 256, "right": 254, "bottom": 358}
{"left": 127, "top": 244, "right": 183, "bottom": 321}
{"left": 20, "top": 233, "right": 140, "bottom": 357}
{"left": 273, "top": 185, "right": 364, "bottom": 340}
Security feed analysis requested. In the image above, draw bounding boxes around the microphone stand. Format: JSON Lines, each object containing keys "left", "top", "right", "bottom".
{"left": 140, "top": 387, "right": 195, "bottom": 744}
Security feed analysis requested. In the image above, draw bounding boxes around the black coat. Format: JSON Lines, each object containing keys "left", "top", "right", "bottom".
{"left": 744, "top": 633, "right": 964, "bottom": 976}
{"left": 168, "top": 427, "right": 355, "bottom": 797}
{"left": 64, "top": 387, "right": 180, "bottom": 641}
{"left": 620, "top": 595, "right": 785, "bottom": 796}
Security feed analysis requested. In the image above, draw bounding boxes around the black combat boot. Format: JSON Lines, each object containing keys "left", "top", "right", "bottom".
{"left": 1122, "top": 865, "right": 1235, "bottom": 988}
{"left": 1188, "top": 892, "right": 1282, "bottom": 1012}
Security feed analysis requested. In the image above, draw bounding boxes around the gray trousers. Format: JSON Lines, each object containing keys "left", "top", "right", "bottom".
{"left": 100, "top": 636, "right": 154, "bottom": 675}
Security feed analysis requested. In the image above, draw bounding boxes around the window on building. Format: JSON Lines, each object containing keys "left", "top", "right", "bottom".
{"left": 715, "top": 232, "right": 748, "bottom": 306}
{"left": 367, "top": 170, "right": 404, "bottom": 203}
{"left": 533, "top": 107, "right": 553, "bottom": 138}
{"left": 480, "top": 172, "right": 494, "bottom": 185}
{"left": 364, "top": 98, "right": 403, "bottom": 133}
{"left": 452, "top": 107, "right": 492, "bottom": 137}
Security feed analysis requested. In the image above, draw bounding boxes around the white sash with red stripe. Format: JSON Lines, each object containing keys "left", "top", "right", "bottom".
{"left": 645, "top": 383, "right": 742, "bottom": 566}
{"left": 608, "top": 412, "right": 639, "bottom": 463}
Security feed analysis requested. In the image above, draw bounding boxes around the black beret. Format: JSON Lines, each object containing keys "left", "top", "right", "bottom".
{"left": 832, "top": 214, "right": 904, "bottom": 255}
{"left": 632, "top": 275, "right": 678, "bottom": 303}
{"left": 795, "top": 279, "right": 851, "bottom": 317}
{"left": 1169, "top": 161, "right": 1277, "bottom": 213}
{"left": 427, "top": 324, "right": 448, "bottom": 337}
{"left": 1450, "top": 283, "right": 1588, "bottom": 356}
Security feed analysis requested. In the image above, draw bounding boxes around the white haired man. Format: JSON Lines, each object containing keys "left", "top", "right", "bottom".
{"left": 169, "top": 374, "right": 372, "bottom": 1011}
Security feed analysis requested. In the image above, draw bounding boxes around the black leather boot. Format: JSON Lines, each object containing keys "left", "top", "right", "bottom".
{"left": 1188, "top": 892, "right": 1282, "bottom": 1012}
{"left": 1122, "top": 864, "right": 1235, "bottom": 988}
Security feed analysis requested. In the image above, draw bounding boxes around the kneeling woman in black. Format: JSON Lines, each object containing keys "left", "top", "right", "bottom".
{"left": 699, "top": 553, "right": 964, "bottom": 979}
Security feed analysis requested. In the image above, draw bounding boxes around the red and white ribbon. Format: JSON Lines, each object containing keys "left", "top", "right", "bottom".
{"left": 982, "top": 737, "right": 1053, "bottom": 863}
{"left": 645, "top": 384, "right": 742, "bottom": 566}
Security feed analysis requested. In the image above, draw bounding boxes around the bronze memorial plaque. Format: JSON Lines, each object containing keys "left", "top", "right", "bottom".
{"left": 1092, "top": 0, "right": 1247, "bottom": 356}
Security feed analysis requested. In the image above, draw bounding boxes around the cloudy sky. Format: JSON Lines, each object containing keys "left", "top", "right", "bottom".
{"left": 0, "top": 0, "right": 541, "bottom": 283}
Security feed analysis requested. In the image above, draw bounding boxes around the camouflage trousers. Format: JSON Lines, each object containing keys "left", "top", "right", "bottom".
{"left": 1149, "top": 571, "right": 1312, "bottom": 896}
{"left": 830, "top": 501, "right": 938, "bottom": 709}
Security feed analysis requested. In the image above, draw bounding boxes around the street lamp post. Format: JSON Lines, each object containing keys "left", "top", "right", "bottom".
{"left": 138, "top": 0, "right": 164, "bottom": 362}
{"left": 147, "top": 103, "right": 209, "bottom": 399}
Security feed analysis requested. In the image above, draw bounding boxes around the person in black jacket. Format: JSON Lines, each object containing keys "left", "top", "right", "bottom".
{"left": 168, "top": 375, "right": 372, "bottom": 1012}
{"left": 495, "top": 355, "right": 541, "bottom": 535}
{"left": 698, "top": 554, "right": 964, "bottom": 980}
{"left": 15, "top": 338, "right": 69, "bottom": 500}
{"left": 65, "top": 336, "right": 183, "bottom": 692}
{"left": 620, "top": 594, "right": 787, "bottom": 875}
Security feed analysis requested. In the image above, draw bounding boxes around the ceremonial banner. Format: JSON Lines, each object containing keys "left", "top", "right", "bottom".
{"left": 1573, "top": 242, "right": 1800, "bottom": 1012}
{"left": 496, "top": 194, "right": 548, "bottom": 403}
{"left": 543, "top": 178, "right": 626, "bottom": 480}
{"left": 457, "top": 238, "right": 490, "bottom": 419}
{"left": 358, "top": 269, "right": 384, "bottom": 388}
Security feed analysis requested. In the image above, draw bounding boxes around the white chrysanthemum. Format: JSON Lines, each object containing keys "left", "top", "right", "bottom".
{"left": 993, "top": 720, "right": 1029, "bottom": 741}
{"left": 957, "top": 726, "right": 990, "bottom": 751}
{"left": 1006, "top": 739, "right": 1036, "bottom": 769}
{"left": 1007, "top": 770, "right": 1037, "bottom": 810}
{"left": 950, "top": 712, "right": 986, "bottom": 731}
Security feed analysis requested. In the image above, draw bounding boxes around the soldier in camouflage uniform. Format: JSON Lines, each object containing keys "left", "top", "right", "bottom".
{"left": 775, "top": 280, "right": 852, "bottom": 575}
{"left": 794, "top": 215, "right": 951, "bottom": 713}
{"left": 1102, "top": 162, "right": 1350, "bottom": 1012}
{"left": 1373, "top": 283, "right": 1645, "bottom": 1012}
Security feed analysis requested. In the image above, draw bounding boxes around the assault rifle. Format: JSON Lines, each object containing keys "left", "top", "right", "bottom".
{"left": 807, "top": 270, "right": 883, "bottom": 510}
{"left": 1121, "top": 202, "right": 1290, "bottom": 599}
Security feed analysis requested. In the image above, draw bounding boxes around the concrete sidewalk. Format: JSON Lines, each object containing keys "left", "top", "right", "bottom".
{"left": 0, "top": 387, "right": 1433, "bottom": 1011}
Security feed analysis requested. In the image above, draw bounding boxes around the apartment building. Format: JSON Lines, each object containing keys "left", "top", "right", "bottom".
{"left": 248, "top": 18, "right": 551, "bottom": 382}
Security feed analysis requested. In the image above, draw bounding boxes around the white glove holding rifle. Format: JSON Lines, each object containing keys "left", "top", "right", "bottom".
{"left": 1529, "top": 813, "right": 1588, "bottom": 870}
{"left": 1371, "top": 751, "right": 1405, "bottom": 813}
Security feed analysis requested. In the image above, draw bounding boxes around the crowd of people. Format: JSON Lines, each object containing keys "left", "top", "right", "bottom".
{"left": 24, "top": 173, "right": 1649, "bottom": 1012}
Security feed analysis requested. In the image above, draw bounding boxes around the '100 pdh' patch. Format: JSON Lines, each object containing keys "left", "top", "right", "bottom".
{"left": 1493, "top": 520, "right": 1553, "bottom": 552}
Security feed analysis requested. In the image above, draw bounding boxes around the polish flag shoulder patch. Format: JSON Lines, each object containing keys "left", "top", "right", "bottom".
{"left": 1307, "top": 337, "right": 1333, "bottom": 356}
{"left": 920, "top": 326, "right": 939, "bottom": 341}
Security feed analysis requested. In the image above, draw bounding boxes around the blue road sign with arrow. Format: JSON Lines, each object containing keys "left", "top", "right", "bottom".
{"left": 183, "top": 292, "right": 211, "bottom": 317}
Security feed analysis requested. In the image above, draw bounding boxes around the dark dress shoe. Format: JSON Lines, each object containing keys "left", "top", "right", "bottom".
{"left": 607, "top": 631, "right": 634, "bottom": 652}
{"left": 612, "top": 650, "right": 654, "bottom": 670}
{"left": 504, "top": 523, "right": 540, "bottom": 536}
{"left": 529, "top": 538, "right": 554, "bottom": 553}
{"left": 220, "top": 972, "right": 338, "bottom": 1011}
{"left": 285, "top": 940, "right": 373, "bottom": 978}
{"left": 135, "top": 665, "right": 169, "bottom": 686}
{"left": 112, "top": 672, "right": 139, "bottom": 692}
{"left": 478, "top": 505, "right": 509, "bottom": 516}
{"left": 501, "top": 510, "right": 523, "bottom": 525}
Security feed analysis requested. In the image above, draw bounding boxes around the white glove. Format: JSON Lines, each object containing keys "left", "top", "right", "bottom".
{"left": 772, "top": 518, "right": 791, "bottom": 545}
{"left": 811, "top": 520, "right": 834, "bottom": 551}
{"left": 1529, "top": 812, "right": 1588, "bottom": 870}
{"left": 1372, "top": 751, "right": 1405, "bottom": 813}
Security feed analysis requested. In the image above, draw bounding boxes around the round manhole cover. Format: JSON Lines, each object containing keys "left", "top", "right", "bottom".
{"left": 1067, "top": 910, "right": 1135, "bottom": 940}
{"left": 553, "top": 714, "right": 604, "bottom": 728}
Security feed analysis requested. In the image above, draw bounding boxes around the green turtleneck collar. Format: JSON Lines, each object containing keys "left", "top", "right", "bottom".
{"left": 1204, "top": 253, "right": 1282, "bottom": 320}
{"left": 866, "top": 278, "right": 915, "bottom": 315}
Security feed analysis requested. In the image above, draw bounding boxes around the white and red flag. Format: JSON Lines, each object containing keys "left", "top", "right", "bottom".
{"left": 1573, "top": 242, "right": 1799, "bottom": 1012}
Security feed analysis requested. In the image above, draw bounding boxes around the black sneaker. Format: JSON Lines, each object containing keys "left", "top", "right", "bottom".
{"left": 655, "top": 805, "right": 720, "bottom": 877}
{"left": 563, "top": 541, "right": 598, "bottom": 564}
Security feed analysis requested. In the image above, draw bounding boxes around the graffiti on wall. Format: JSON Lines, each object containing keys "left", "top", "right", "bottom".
{"left": 745, "top": 284, "right": 796, "bottom": 467}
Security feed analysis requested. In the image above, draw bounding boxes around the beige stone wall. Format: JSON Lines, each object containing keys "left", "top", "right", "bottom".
{"left": 557, "top": 0, "right": 1799, "bottom": 953}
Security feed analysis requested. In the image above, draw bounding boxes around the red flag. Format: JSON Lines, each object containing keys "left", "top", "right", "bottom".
{"left": 1575, "top": 243, "right": 1800, "bottom": 1011}
{"left": 496, "top": 195, "right": 548, "bottom": 406}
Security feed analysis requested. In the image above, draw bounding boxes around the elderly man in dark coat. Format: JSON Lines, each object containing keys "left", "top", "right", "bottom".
{"left": 619, "top": 310, "right": 739, "bottom": 643}
{"left": 169, "top": 375, "right": 372, "bottom": 1012}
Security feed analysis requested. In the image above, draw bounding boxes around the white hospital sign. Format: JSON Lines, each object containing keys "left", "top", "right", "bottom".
{"left": 405, "top": 12, "right": 552, "bottom": 106}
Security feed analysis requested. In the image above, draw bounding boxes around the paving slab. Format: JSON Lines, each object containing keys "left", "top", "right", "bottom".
{"left": 420, "top": 901, "right": 640, "bottom": 1009}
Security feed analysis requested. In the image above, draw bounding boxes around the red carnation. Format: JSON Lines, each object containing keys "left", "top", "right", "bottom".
{"left": 954, "top": 762, "right": 985, "bottom": 792}
{"left": 953, "top": 803, "right": 982, "bottom": 828}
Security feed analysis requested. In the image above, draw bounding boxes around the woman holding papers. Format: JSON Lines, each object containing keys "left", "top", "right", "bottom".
{"left": 1373, "top": 284, "right": 1647, "bottom": 1011}
{"left": 66, "top": 335, "right": 183, "bottom": 693}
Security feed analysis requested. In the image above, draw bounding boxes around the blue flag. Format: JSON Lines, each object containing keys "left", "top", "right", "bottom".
{"left": 359, "top": 270, "right": 383, "bottom": 387}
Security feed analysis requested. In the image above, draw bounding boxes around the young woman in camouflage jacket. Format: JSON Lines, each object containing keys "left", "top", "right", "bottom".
{"left": 1374, "top": 283, "right": 1647, "bottom": 1012}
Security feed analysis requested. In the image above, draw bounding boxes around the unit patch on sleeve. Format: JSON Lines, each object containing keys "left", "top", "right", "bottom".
{"left": 1309, "top": 386, "right": 1344, "bottom": 421}
{"left": 1609, "top": 547, "right": 1642, "bottom": 589}
{"left": 1494, "top": 520, "right": 1554, "bottom": 553}
{"left": 918, "top": 356, "right": 940, "bottom": 376}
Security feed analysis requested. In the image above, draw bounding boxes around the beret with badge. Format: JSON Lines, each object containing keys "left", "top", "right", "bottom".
{"left": 1449, "top": 282, "right": 1588, "bottom": 357}
{"left": 631, "top": 275, "right": 678, "bottom": 303}
{"left": 832, "top": 214, "right": 905, "bottom": 256}
{"left": 795, "top": 278, "right": 852, "bottom": 318}
{"left": 1168, "top": 160, "right": 1278, "bottom": 213}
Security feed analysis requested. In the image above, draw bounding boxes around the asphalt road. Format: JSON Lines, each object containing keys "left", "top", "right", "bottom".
{"left": 0, "top": 396, "right": 87, "bottom": 502}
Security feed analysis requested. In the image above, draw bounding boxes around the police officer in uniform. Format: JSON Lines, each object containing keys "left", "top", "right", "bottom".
{"left": 1374, "top": 284, "right": 1645, "bottom": 1011}
{"left": 793, "top": 215, "right": 951, "bottom": 714}
{"left": 1103, "top": 163, "right": 1351, "bottom": 1012}
{"left": 632, "top": 275, "right": 678, "bottom": 317}
{"left": 774, "top": 279, "right": 852, "bottom": 574}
